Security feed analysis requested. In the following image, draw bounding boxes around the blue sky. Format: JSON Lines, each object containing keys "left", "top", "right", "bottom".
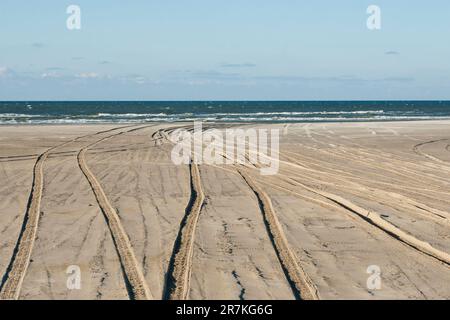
{"left": 1, "top": 0, "right": 450, "bottom": 100}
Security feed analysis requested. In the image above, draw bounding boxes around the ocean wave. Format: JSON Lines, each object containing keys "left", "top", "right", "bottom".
{"left": 0, "top": 113, "right": 47, "bottom": 118}
{"left": 0, "top": 110, "right": 384, "bottom": 119}
{"left": 96, "top": 113, "right": 168, "bottom": 117}
{"left": 208, "top": 110, "right": 385, "bottom": 116}
{"left": 223, "top": 116, "right": 450, "bottom": 122}
{"left": 1, "top": 115, "right": 450, "bottom": 124}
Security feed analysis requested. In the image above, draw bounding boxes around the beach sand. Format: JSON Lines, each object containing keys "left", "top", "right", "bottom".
{"left": 0, "top": 121, "right": 449, "bottom": 300}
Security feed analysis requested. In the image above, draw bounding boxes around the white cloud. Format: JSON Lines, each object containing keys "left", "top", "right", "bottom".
{"left": 41, "top": 72, "right": 62, "bottom": 78}
{"left": 75, "top": 72, "right": 100, "bottom": 79}
{"left": 0, "top": 67, "right": 11, "bottom": 77}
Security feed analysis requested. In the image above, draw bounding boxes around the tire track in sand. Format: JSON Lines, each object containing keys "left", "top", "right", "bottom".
{"left": 238, "top": 139, "right": 450, "bottom": 266}
{"left": 0, "top": 150, "right": 48, "bottom": 300}
{"left": 243, "top": 140, "right": 450, "bottom": 267}
{"left": 413, "top": 139, "right": 450, "bottom": 166}
{"left": 238, "top": 169, "right": 319, "bottom": 300}
{"left": 163, "top": 162, "right": 205, "bottom": 300}
{"left": 239, "top": 141, "right": 450, "bottom": 268}
{"left": 0, "top": 126, "right": 134, "bottom": 300}
{"left": 77, "top": 126, "right": 153, "bottom": 300}
{"left": 280, "top": 175, "right": 450, "bottom": 266}
{"left": 182, "top": 125, "right": 319, "bottom": 300}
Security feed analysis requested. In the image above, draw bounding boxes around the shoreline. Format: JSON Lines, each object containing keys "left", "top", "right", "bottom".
{"left": 1, "top": 118, "right": 450, "bottom": 127}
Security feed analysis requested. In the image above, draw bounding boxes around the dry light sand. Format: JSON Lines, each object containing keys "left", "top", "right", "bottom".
{"left": 0, "top": 121, "right": 449, "bottom": 300}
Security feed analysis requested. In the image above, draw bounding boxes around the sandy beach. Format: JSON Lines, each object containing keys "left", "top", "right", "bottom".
{"left": 0, "top": 120, "right": 449, "bottom": 300}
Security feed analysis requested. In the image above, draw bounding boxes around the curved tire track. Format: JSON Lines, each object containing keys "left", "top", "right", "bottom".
{"left": 413, "top": 139, "right": 450, "bottom": 166}
{"left": 239, "top": 143, "right": 450, "bottom": 266}
{"left": 183, "top": 126, "right": 319, "bottom": 300}
{"left": 164, "top": 162, "right": 205, "bottom": 300}
{"left": 77, "top": 126, "right": 153, "bottom": 300}
{"left": 238, "top": 170, "right": 320, "bottom": 300}
{"left": 0, "top": 126, "right": 134, "bottom": 300}
{"left": 0, "top": 151, "right": 47, "bottom": 299}
{"left": 283, "top": 176, "right": 450, "bottom": 266}
{"left": 280, "top": 155, "right": 450, "bottom": 225}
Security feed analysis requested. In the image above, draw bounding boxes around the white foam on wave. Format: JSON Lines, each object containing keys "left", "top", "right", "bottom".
{"left": 209, "top": 110, "right": 385, "bottom": 116}
{"left": 0, "top": 113, "right": 46, "bottom": 118}
{"left": 1, "top": 115, "right": 450, "bottom": 125}
{"left": 96, "top": 113, "right": 168, "bottom": 117}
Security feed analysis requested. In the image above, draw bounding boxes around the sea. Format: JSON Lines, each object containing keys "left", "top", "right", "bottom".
{"left": 1, "top": 101, "right": 450, "bottom": 124}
